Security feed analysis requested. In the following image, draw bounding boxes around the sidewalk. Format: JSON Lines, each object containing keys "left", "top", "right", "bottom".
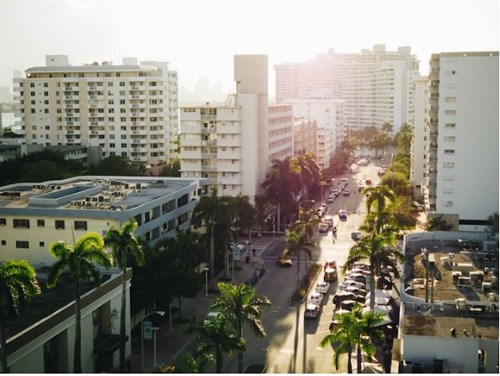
{"left": 128, "top": 236, "right": 278, "bottom": 373}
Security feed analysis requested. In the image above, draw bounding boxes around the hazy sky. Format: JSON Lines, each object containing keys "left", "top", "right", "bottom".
{"left": 0, "top": 0, "right": 498, "bottom": 96}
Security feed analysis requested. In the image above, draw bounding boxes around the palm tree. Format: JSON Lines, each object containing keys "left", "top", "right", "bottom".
{"left": 344, "top": 233, "right": 404, "bottom": 310}
{"left": 262, "top": 158, "right": 301, "bottom": 232}
{"left": 363, "top": 185, "right": 396, "bottom": 234}
{"left": 195, "top": 314, "right": 243, "bottom": 373}
{"left": 285, "top": 230, "right": 315, "bottom": 295}
{"left": 47, "top": 232, "right": 112, "bottom": 373}
{"left": 104, "top": 219, "right": 144, "bottom": 373}
{"left": 229, "top": 194, "right": 256, "bottom": 242}
{"left": 320, "top": 303, "right": 385, "bottom": 373}
{"left": 192, "top": 189, "right": 233, "bottom": 286}
{"left": 296, "top": 152, "right": 321, "bottom": 200}
{"left": 0, "top": 260, "right": 41, "bottom": 373}
{"left": 292, "top": 207, "right": 322, "bottom": 242}
{"left": 211, "top": 282, "right": 271, "bottom": 373}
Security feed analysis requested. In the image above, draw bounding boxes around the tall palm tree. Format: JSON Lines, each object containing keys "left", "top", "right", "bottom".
{"left": 211, "top": 282, "right": 271, "bottom": 373}
{"left": 262, "top": 158, "right": 301, "bottom": 232}
{"left": 0, "top": 260, "right": 41, "bottom": 373}
{"left": 297, "top": 152, "right": 321, "bottom": 200}
{"left": 363, "top": 185, "right": 396, "bottom": 234}
{"left": 192, "top": 189, "right": 232, "bottom": 286}
{"left": 292, "top": 208, "right": 321, "bottom": 243}
{"left": 320, "top": 303, "right": 385, "bottom": 373}
{"left": 195, "top": 314, "right": 243, "bottom": 373}
{"left": 104, "top": 219, "right": 144, "bottom": 373}
{"left": 285, "top": 230, "right": 315, "bottom": 295}
{"left": 344, "top": 233, "right": 405, "bottom": 310}
{"left": 229, "top": 194, "right": 256, "bottom": 242}
{"left": 47, "top": 232, "right": 112, "bottom": 373}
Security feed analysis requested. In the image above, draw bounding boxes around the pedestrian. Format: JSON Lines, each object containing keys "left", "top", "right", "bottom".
{"left": 252, "top": 248, "right": 256, "bottom": 257}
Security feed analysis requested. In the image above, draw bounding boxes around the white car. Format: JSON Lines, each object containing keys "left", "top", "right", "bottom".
{"left": 308, "top": 292, "right": 324, "bottom": 305}
{"left": 203, "top": 311, "right": 222, "bottom": 325}
{"left": 315, "top": 282, "right": 330, "bottom": 294}
{"left": 304, "top": 303, "right": 321, "bottom": 319}
{"left": 338, "top": 210, "right": 348, "bottom": 220}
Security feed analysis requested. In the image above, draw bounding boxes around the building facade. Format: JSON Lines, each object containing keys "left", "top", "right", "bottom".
{"left": 292, "top": 116, "right": 317, "bottom": 156}
{"left": 0, "top": 176, "right": 208, "bottom": 265}
{"left": 13, "top": 55, "right": 178, "bottom": 168}
{"left": 409, "top": 76, "right": 429, "bottom": 200}
{"left": 424, "top": 52, "right": 499, "bottom": 230}
{"left": 179, "top": 55, "right": 293, "bottom": 199}
{"left": 274, "top": 45, "right": 419, "bottom": 133}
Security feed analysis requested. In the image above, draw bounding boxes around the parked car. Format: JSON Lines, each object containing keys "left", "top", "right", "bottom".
{"left": 318, "top": 222, "right": 329, "bottom": 233}
{"left": 315, "top": 281, "right": 330, "bottom": 294}
{"left": 351, "top": 231, "right": 362, "bottom": 241}
{"left": 342, "top": 189, "right": 350, "bottom": 196}
{"left": 332, "top": 291, "right": 357, "bottom": 306}
{"left": 324, "top": 267, "right": 338, "bottom": 282}
{"left": 203, "top": 311, "right": 222, "bottom": 325}
{"left": 304, "top": 303, "right": 321, "bottom": 319}
{"left": 308, "top": 292, "right": 324, "bottom": 305}
{"left": 277, "top": 255, "right": 293, "bottom": 267}
{"left": 324, "top": 260, "right": 337, "bottom": 270}
{"left": 327, "top": 195, "right": 335, "bottom": 203}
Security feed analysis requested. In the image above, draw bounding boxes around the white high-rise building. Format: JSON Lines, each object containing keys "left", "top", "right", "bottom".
{"left": 424, "top": 51, "right": 499, "bottom": 230}
{"left": 283, "top": 98, "right": 345, "bottom": 169}
{"left": 13, "top": 55, "right": 178, "bottom": 167}
{"left": 274, "top": 44, "right": 419, "bottom": 133}
{"left": 409, "top": 76, "right": 429, "bottom": 200}
{"left": 179, "top": 55, "right": 293, "bottom": 199}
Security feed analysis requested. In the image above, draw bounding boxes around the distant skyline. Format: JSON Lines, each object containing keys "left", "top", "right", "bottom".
{"left": 0, "top": 0, "right": 498, "bottom": 98}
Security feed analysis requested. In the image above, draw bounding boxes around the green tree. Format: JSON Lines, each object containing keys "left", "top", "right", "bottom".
{"left": 380, "top": 171, "right": 411, "bottom": 197}
{"left": 296, "top": 152, "right": 322, "bottom": 200}
{"left": 47, "top": 232, "right": 112, "bottom": 373}
{"left": 104, "top": 219, "right": 144, "bottom": 373}
{"left": 89, "top": 155, "right": 145, "bottom": 176}
{"left": 262, "top": 158, "right": 301, "bottom": 231}
{"left": 425, "top": 214, "right": 453, "bottom": 231}
{"left": 285, "top": 230, "right": 316, "bottom": 295}
{"left": 159, "top": 158, "right": 181, "bottom": 177}
{"left": 394, "top": 123, "right": 413, "bottom": 155}
{"left": 320, "top": 304, "right": 385, "bottom": 373}
{"left": 194, "top": 314, "right": 243, "bottom": 373}
{"left": 192, "top": 190, "right": 233, "bottom": 286}
{"left": 211, "top": 282, "right": 271, "bottom": 373}
{"left": 363, "top": 185, "right": 396, "bottom": 234}
{"left": 344, "top": 233, "right": 404, "bottom": 310}
{"left": 229, "top": 194, "right": 256, "bottom": 242}
{"left": 0, "top": 260, "right": 41, "bottom": 373}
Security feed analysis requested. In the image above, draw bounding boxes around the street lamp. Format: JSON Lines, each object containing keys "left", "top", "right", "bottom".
{"left": 204, "top": 267, "right": 210, "bottom": 296}
{"left": 141, "top": 310, "right": 165, "bottom": 372}
{"left": 152, "top": 327, "right": 159, "bottom": 366}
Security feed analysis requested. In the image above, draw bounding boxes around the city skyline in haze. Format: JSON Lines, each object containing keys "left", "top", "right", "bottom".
{"left": 0, "top": 0, "right": 498, "bottom": 99}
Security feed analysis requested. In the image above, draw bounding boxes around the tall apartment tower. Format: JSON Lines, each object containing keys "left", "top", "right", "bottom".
{"left": 409, "top": 76, "right": 429, "bottom": 200}
{"left": 425, "top": 51, "right": 499, "bottom": 230}
{"left": 179, "top": 55, "right": 293, "bottom": 199}
{"left": 13, "top": 55, "right": 178, "bottom": 167}
{"left": 274, "top": 45, "right": 419, "bottom": 133}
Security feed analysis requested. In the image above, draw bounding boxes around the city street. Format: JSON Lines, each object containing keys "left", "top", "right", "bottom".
{"left": 215, "top": 160, "right": 385, "bottom": 373}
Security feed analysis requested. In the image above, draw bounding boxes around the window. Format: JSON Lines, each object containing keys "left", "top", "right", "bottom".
{"left": 74, "top": 221, "right": 87, "bottom": 231}
{"left": 0, "top": 218, "right": 5, "bottom": 226}
{"left": 1, "top": 240, "right": 5, "bottom": 246}
{"left": 445, "top": 110, "right": 456, "bottom": 116}
{"left": 444, "top": 149, "right": 455, "bottom": 155}
{"left": 37, "top": 219, "right": 45, "bottom": 227}
{"left": 13, "top": 219, "right": 30, "bottom": 228}
{"left": 445, "top": 123, "right": 456, "bottom": 129}
{"left": 39, "top": 241, "right": 45, "bottom": 247}
{"left": 443, "top": 162, "right": 455, "bottom": 168}
{"left": 55, "top": 220, "right": 65, "bottom": 230}
{"left": 16, "top": 241, "right": 29, "bottom": 249}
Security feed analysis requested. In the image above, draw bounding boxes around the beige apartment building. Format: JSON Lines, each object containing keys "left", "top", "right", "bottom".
{"left": 179, "top": 55, "right": 293, "bottom": 199}
{"left": 13, "top": 55, "right": 178, "bottom": 168}
{"left": 274, "top": 44, "right": 419, "bottom": 133}
{"left": 292, "top": 116, "right": 317, "bottom": 156}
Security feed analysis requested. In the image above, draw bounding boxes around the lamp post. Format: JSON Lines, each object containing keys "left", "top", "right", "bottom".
{"left": 152, "top": 327, "right": 159, "bottom": 366}
{"left": 141, "top": 310, "right": 165, "bottom": 372}
{"left": 204, "top": 267, "right": 210, "bottom": 296}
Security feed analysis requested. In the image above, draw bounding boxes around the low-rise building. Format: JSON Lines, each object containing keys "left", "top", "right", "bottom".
{"left": 0, "top": 176, "right": 208, "bottom": 265}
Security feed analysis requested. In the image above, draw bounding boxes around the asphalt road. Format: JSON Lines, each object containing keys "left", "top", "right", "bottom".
{"left": 217, "top": 160, "right": 387, "bottom": 373}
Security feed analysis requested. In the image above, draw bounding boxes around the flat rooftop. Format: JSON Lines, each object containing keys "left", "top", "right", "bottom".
{"left": 402, "top": 235, "right": 499, "bottom": 339}
{"left": 0, "top": 176, "right": 198, "bottom": 212}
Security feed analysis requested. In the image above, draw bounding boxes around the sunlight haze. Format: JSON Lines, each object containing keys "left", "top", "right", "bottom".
{"left": 0, "top": 0, "right": 498, "bottom": 98}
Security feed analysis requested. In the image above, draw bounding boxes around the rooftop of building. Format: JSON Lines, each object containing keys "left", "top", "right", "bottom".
{"left": 0, "top": 176, "right": 203, "bottom": 213}
{"left": 402, "top": 233, "right": 499, "bottom": 339}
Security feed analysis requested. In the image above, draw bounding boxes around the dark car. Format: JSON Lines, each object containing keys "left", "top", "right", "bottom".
{"left": 332, "top": 291, "right": 356, "bottom": 306}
